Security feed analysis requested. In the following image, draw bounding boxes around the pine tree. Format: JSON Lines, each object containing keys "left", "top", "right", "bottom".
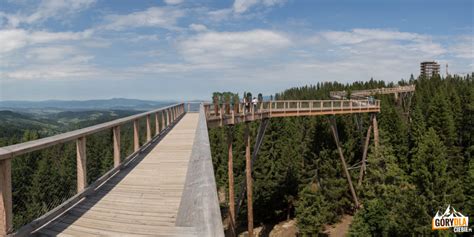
{"left": 411, "top": 128, "right": 448, "bottom": 214}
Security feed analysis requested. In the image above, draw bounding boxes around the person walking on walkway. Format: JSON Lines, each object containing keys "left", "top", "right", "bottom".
{"left": 252, "top": 97, "right": 258, "bottom": 112}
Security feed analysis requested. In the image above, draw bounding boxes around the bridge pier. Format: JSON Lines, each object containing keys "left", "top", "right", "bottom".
{"left": 329, "top": 117, "right": 360, "bottom": 208}
{"left": 358, "top": 114, "right": 373, "bottom": 186}
{"left": 373, "top": 115, "right": 379, "bottom": 154}
{"left": 227, "top": 127, "right": 236, "bottom": 237}
{"left": 245, "top": 123, "right": 254, "bottom": 237}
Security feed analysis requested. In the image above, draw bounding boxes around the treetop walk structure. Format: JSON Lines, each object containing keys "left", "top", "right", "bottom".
{"left": 329, "top": 85, "right": 415, "bottom": 99}
{"left": 0, "top": 86, "right": 412, "bottom": 236}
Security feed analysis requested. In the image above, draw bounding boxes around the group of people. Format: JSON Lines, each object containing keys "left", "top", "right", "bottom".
{"left": 243, "top": 96, "right": 259, "bottom": 113}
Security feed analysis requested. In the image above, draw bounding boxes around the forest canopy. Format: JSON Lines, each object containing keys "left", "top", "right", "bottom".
{"left": 209, "top": 73, "right": 474, "bottom": 236}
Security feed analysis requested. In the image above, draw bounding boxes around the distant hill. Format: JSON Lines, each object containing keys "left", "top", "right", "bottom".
{"left": 0, "top": 109, "right": 142, "bottom": 145}
{"left": 0, "top": 98, "right": 176, "bottom": 111}
{"left": 0, "top": 110, "right": 61, "bottom": 139}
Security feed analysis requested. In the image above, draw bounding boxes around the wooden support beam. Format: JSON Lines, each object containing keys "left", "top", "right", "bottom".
{"left": 113, "top": 126, "right": 121, "bottom": 168}
{"left": 358, "top": 115, "right": 373, "bottom": 186}
{"left": 0, "top": 159, "right": 12, "bottom": 235}
{"left": 227, "top": 127, "right": 236, "bottom": 237}
{"left": 373, "top": 114, "right": 379, "bottom": 154}
{"left": 245, "top": 123, "right": 253, "bottom": 237}
{"left": 133, "top": 119, "right": 139, "bottom": 152}
{"left": 329, "top": 118, "right": 360, "bottom": 208}
{"left": 76, "top": 136, "right": 87, "bottom": 192}
{"left": 235, "top": 119, "right": 269, "bottom": 218}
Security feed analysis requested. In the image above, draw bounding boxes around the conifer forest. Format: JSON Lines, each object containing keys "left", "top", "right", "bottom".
{"left": 209, "top": 74, "right": 473, "bottom": 236}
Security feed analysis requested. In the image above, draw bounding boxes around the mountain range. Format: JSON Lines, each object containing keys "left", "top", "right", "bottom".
{"left": 0, "top": 98, "right": 176, "bottom": 111}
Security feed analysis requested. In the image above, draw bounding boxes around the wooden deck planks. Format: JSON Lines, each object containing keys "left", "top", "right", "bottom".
{"left": 35, "top": 113, "right": 199, "bottom": 236}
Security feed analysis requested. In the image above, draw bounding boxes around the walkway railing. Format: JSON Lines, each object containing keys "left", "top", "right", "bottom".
{"left": 0, "top": 103, "right": 185, "bottom": 235}
{"left": 176, "top": 104, "right": 224, "bottom": 236}
{"left": 330, "top": 85, "right": 415, "bottom": 98}
{"left": 204, "top": 99, "right": 380, "bottom": 127}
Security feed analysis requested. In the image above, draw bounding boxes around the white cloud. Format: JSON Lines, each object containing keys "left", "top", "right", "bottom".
{"left": 101, "top": 7, "right": 184, "bottom": 31}
{"left": 320, "top": 28, "right": 427, "bottom": 45}
{"left": 189, "top": 23, "right": 207, "bottom": 32}
{"left": 26, "top": 45, "right": 77, "bottom": 62}
{"left": 0, "top": 29, "right": 92, "bottom": 53}
{"left": 3, "top": 64, "right": 100, "bottom": 80}
{"left": 207, "top": 8, "right": 233, "bottom": 21}
{"left": 207, "top": 0, "right": 286, "bottom": 21}
{"left": 178, "top": 29, "right": 291, "bottom": 63}
{"left": 164, "top": 0, "right": 183, "bottom": 5}
{"left": 1, "top": 0, "right": 96, "bottom": 27}
{"left": 450, "top": 36, "right": 474, "bottom": 59}
{"left": 233, "top": 0, "right": 285, "bottom": 14}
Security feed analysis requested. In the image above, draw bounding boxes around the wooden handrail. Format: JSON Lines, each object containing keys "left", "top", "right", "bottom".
{"left": 0, "top": 103, "right": 184, "bottom": 161}
{"left": 204, "top": 100, "right": 380, "bottom": 127}
{"left": 330, "top": 85, "right": 415, "bottom": 97}
{"left": 0, "top": 103, "right": 185, "bottom": 235}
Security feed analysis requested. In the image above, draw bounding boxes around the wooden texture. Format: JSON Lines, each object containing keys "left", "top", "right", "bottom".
{"left": 0, "top": 159, "right": 12, "bottom": 235}
{"left": 330, "top": 85, "right": 415, "bottom": 98}
{"left": 205, "top": 100, "right": 380, "bottom": 127}
{"left": 373, "top": 115, "right": 379, "bottom": 153}
{"left": 245, "top": 123, "right": 253, "bottom": 237}
{"left": 358, "top": 120, "right": 372, "bottom": 186}
{"left": 76, "top": 137, "right": 87, "bottom": 193}
{"left": 227, "top": 128, "right": 236, "bottom": 236}
{"left": 146, "top": 115, "right": 151, "bottom": 142}
{"left": 155, "top": 112, "right": 160, "bottom": 135}
{"left": 36, "top": 114, "right": 199, "bottom": 236}
{"left": 113, "top": 126, "right": 121, "bottom": 168}
{"left": 175, "top": 106, "right": 224, "bottom": 237}
{"left": 133, "top": 119, "right": 139, "bottom": 152}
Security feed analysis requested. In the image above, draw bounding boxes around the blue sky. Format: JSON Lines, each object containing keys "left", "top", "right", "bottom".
{"left": 0, "top": 0, "right": 472, "bottom": 101}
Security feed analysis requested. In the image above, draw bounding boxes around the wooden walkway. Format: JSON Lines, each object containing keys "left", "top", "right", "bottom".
{"left": 205, "top": 100, "right": 380, "bottom": 127}
{"left": 35, "top": 113, "right": 200, "bottom": 236}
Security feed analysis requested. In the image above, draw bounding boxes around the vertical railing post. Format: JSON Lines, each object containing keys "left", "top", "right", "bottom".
{"left": 155, "top": 112, "right": 160, "bottom": 135}
{"left": 168, "top": 109, "right": 171, "bottom": 124}
{"left": 162, "top": 111, "right": 166, "bottom": 129}
{"left": 133, "top": 119, "right": 139, "bottom": 152}
{"left": 0, "top": 159, "right": 12, "bottom": 235}
{"left": 146, "top": 114, "right": 151, "bottom": 142}
{"left": 76, "top": 136, "right": 87, "bottom": 192}
{"left": 113, "top": 126, "right": 121, "bottom": 168}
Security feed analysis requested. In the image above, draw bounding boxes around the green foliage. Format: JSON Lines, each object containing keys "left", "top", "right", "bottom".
{"left": 1, "top": 109, "right": 140, "bottom": 228}
{"left": 210, "top": 74, "right": 473, "bottom": 235}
